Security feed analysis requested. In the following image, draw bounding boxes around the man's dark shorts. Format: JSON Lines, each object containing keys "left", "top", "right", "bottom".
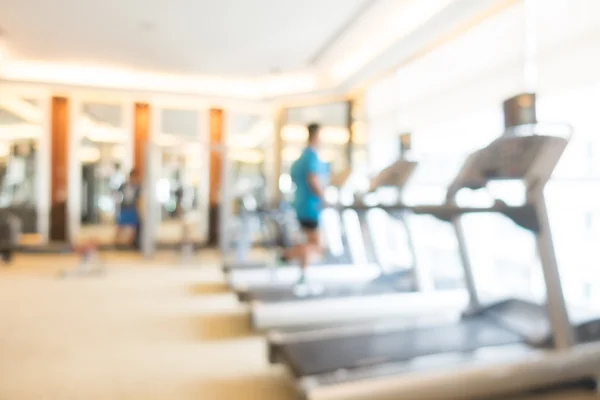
{"left": 298, "top": 219, "right": 319, "bottom": 231}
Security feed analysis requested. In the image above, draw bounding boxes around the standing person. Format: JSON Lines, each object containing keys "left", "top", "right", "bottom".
{"left": 173, "top": 173, "right": 184, "bottom": 219}
{"left": 281, "top": 123, "right": 328, "bottom": 286}
{"left": 115, "top": 169, "right": 141, "bottom": 248}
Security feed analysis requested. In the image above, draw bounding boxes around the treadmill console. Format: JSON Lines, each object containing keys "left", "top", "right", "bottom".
{"left": 369, "top": 160, "right": 418, "bottom": 192}
{"left": 447, "top": 135, "right": 568, "bottom": 199}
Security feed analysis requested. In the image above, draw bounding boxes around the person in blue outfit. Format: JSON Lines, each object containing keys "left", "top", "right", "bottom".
{"left": 115, "top": 169, "right": 141, "bottom": 248}
{"left": 283, "top": 123, "right": 328, "bottom": 286}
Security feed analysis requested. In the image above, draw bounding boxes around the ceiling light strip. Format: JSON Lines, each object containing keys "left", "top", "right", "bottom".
{"left": 0, "top": 96, "right": 42, "bottom": 123}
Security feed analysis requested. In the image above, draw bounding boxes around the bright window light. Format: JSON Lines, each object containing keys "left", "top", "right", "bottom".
{"left": 321, "top": 127, "right": 350, "bottom": 144}
{"left": 279, "top": 174, "right": 292, "bottom": 193}
{"left": 98, "top": 196, "right": 115, "bottom": 213}
{"left": 282, "top": 147, "right": 302, "bottom": 162}
{"left": 351, "top": 121, "right": 367, "bottom": 144}
{"left": 319, "top": 149, "right": 340, "bottom": 163}
{"left": 156, "top": 134, "right": 183, "bottom": 147}
{"left": 324, "top": 187, "right": 339, "bottom": 204}
{"left": 282, "top": 124, "right": 350, "bottom": 145}
{"left": 0, "top": 124, "right": 41, "bottom": 140}
{"left": 281, "top": 125, "right": 308, "bottom": 142}
{"left": 229, "top": 148, "right": 264, "bottom": 164}
{"left": 156, "top": 179, "right": 171, "bottom": 203}
{"left": 80, "top": 146, "right": 101, "bottom": 163}
{"left": 0, "top": 142, "right": 10, "bottom": 158}
{"left": 111, "top": 145, "right": 126, "bottom": 160}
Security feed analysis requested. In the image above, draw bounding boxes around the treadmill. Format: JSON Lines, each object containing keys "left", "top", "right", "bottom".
{"left": 231, "top": 206, "right": 384, "bottom": 298}
{"left": 223, "top": 169, "right": 361, "bottom": 271}
{"left": 222, "top": 205, "right": 289, "bottom": 271}
{"left": 274, "top": 133, "right": 600, "bottom": 400}
{"left": 227, "top": 174, "right": 383, "bottom": 293}
{"left": 222, "top": 205, "right": 349, "bottom": 272}
{"left": 243, "top": 161, "right": 468, "bottom": 331}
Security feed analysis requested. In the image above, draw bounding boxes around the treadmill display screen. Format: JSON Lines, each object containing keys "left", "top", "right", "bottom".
{"left": 503, "top": 93, "right": 537, "bottom": 129}
{"left": 399, "top": 133, "right": 412, "bottom": 154}
{"left": 369, "top": 160, "right": 417, "bottom": 190}
{"left": 451, "top": 135, "right": 567, "bottom": 191}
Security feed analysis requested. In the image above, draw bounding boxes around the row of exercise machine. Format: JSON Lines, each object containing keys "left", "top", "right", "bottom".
{"left": 220, "top": 124, "right": 600, "bottom": 399}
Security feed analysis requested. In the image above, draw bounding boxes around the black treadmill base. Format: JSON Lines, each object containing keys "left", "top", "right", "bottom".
{"left": 479, "top": 377, "right": 597, "bottom": 399}
{"left": 282, "top": 316, "right": 522, "bottom": 378}
{"left": 222, "top": 261, "right": 269, "bottom": 273}
{"left": 237, "top": 290, "right": 251, "bottom": 302}
{"left": 246, "top": 279, "right": 415, "bottom": 304}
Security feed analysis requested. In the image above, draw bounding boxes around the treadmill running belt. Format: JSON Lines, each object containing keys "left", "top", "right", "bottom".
{"left": 281, "top": 316, "right": 523, "bottom": 377}
{"left": 223, "top": 261, "right": 268, "bottom": 271}
{"left": 248, "top": 279, "right": 415, "bottom": 303}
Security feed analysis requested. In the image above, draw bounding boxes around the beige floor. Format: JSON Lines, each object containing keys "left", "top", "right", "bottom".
{"left": 0, "top": 252, "right": 597, "bottom": 400}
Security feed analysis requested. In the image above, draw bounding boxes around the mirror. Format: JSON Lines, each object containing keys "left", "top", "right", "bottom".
{"left": 78, "top": 102, "right": 130, "bottom": 245}
{"left": 0, "top": 95, "right": 44, "bottom": 245}
{"left": 153, "top": 108, "right": 207, "bottom": 247}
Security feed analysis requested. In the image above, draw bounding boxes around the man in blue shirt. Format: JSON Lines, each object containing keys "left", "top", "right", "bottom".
{"left": 283, "top": 123, "right": 327, "bottom": 285}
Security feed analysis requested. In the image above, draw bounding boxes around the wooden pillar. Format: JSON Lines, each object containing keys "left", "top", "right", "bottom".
{"left": 133, "top": 103, "right": 150, "bottom": 177}
{"left": 208, "top": 108, "right": 224, "bottom": 245}
{"left": 49, "top": 97, "right": 69, "bottom": 242}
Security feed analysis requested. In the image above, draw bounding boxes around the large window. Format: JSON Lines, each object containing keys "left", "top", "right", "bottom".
{"left": 363, "top": 0, "right": 600, "bottom": 308}
{"left": 537, "top": 84, "right": 600, "bottom": 309}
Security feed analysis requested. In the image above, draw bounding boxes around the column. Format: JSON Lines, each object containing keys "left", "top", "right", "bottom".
{"left": 346, "top": 100, "right": 354, "bottom": 168}
{"left": 133, "top": 103, "right": 150, "bottom": 177}
{"left": 208, "top": 108, "right": 224, "bottom": 245}
{"left": 272, "top": 108, "right": 285, "bottom": 206}
{"left": 37, "top": 97, "right": 51, "bottom": 243}
{"left": 49, "top": 97, "right": 69, "bottom": 241}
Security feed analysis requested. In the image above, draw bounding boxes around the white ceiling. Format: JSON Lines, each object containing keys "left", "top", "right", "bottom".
{"left": 0, "top": 0, "right": 509, "bottom": 99}
{"left": 0, "top": 0, "right": 367, "bottom": 76}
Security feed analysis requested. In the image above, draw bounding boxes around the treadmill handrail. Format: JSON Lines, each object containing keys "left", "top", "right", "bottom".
{"left": 410, "top": 203, "right": 540, "bottom": 233}
{"left": 345, "top": 202, "right": 541, "bottom": 233}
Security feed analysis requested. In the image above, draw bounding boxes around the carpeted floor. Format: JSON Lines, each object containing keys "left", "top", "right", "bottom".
{"left": 0, "top": 252, "right": 597, "bottom": 400}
